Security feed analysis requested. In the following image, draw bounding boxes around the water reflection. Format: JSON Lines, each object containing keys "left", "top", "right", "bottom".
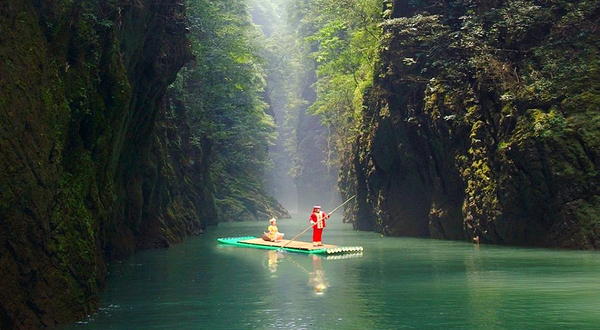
{"left": 62, "top": 216, "right": 600, "bottom": 330}
{"left": 267, "top": 250, "right": 283, "bottom": 273}
{"left": 308, "top": 255, "right": 329, "bottom": 295}
{"left": 273, "top": 252, "right": 363, "bottom": 297}
{"left": 321, "top": 252, "right": 363, "bottom": 260}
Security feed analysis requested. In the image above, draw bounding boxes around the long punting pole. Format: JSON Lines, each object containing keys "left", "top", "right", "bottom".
{"left": 279, "top": 195, "right": 356, "bottom": 250}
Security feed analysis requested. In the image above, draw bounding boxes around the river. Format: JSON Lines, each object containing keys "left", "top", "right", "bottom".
{"left": 62, "top": 214, "right": 600, "bottom": 329}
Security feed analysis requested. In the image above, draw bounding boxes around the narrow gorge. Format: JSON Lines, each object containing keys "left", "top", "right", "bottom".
{"left": 1, "top": 0, "right": 598, "bottom": 328}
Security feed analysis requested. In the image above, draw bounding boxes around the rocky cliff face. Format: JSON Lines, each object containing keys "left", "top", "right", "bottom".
{"left": 0, "top": 0, "right": 215, "bottom": 328}
{"left": 342, "top": 0, "right": 599, "bottom": 248}
{"left": 134, "top": 94, "right": 217, "bottom": 249}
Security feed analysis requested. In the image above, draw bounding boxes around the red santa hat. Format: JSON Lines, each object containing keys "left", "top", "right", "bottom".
{"left": 313, "top": 205, "right": 321, "bottom": 209}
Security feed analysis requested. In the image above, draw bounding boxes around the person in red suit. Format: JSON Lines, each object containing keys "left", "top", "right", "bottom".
{"left": 309, "top": 205, "right": 329, "bottom": 246}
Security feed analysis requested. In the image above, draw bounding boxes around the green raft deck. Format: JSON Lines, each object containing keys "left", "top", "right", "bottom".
{"left": 217, "top": 236, "right": 363, "bottom": 255}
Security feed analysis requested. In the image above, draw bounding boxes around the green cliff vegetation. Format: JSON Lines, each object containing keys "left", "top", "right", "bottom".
{"left": 274, "top": 0, "right": 385, "bottom": 211}
{"left": 282, "top": 0, "right": 598, "bottom": 248}
{"left": 1, "top": 0, "right": 598, "bottom": 328}
{"left": 279, "top": 0, "right": 387, "bottom": 215}
{"left": 175, "top": 0, "right": 289, "bottom": 221}
{"left": 240, "top": 0, "right": 343, "bottom": 212}
{"left": 1, "top": 0, "right": 292, "bottom": 326}
{"left": 247, "top": 0, "right": 302, "bottom": 211}
{"left": 293, "top": 0, "right": 599, "bottom": 248}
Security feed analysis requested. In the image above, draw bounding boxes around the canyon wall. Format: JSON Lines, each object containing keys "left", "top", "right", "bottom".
{"left": 0, "top": 0, "right": 216, "bottom": 327}
{"left": 342, "top": 0, "right": 599, "bottom": 248}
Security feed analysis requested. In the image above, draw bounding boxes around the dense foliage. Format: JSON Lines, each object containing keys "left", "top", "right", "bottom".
{"left": 174, "top": 0, "right": 287, "bottom": 220}
{"left": 289, "top": 0, "right": 385, "bottom": 162}
{"left": 273, "top": 0, "right": 598, "bottom": 246}
{"left": 240, "top": 0, "right": 347, "bottom": 211}
{"left": 246, "top": 0, "right": 302, "bottom": 210}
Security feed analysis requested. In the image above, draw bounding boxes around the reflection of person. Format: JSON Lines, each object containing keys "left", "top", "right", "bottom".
{"left": 308, "top": 255, "right": 328, "bottom": 294}
{"left": 264, "top": 218, "right": 284, "bottom": 242}
{"left": 267, "top": 250, "right": 282, "bottom": 273}
{"left": 309, "top": 206, "right": 329, "bottom": 246}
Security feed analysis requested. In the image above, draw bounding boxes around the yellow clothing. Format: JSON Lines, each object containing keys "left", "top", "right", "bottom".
{"left": 315, "top": 211, "right": 325, "bottom": 229}
{"left": 268, "top": 225, "right": 279, "bottom": 240}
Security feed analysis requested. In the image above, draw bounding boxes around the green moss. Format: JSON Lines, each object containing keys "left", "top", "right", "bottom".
{"left": 577, "top": 196, "right": 600, "bottom": 227}
{"left": 497, "top": 140, "right": 509, "bottom": 151}
{"left": 49, "top": 150, "right": 97, "bottom": 274}
{"left": 510, "top": 108, "right": 567, "bottom": 148}
{"left": 532, "top": 108, "right": 566, "bottom": 138}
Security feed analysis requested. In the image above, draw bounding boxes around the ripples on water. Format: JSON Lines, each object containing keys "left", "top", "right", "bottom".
{"left": 62, "top": 214, "right": 600, "bottom": 330}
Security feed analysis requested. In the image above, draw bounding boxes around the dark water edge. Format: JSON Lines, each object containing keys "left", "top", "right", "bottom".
{"left": 61, "top": 214, "right": 600, "bottom": 330}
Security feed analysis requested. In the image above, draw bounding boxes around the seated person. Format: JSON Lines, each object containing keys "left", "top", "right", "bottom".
{"left": 263, "top": 218, "right": 284, "bottom": 242}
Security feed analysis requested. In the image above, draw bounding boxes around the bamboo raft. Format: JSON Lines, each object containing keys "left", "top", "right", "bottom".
{"left": 217, "top": 236, "right": 363, "bottom": 255}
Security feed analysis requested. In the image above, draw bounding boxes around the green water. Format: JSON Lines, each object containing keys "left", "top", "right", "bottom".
{"left": 63, "top": 214, "right": 600, "bottom": 330}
